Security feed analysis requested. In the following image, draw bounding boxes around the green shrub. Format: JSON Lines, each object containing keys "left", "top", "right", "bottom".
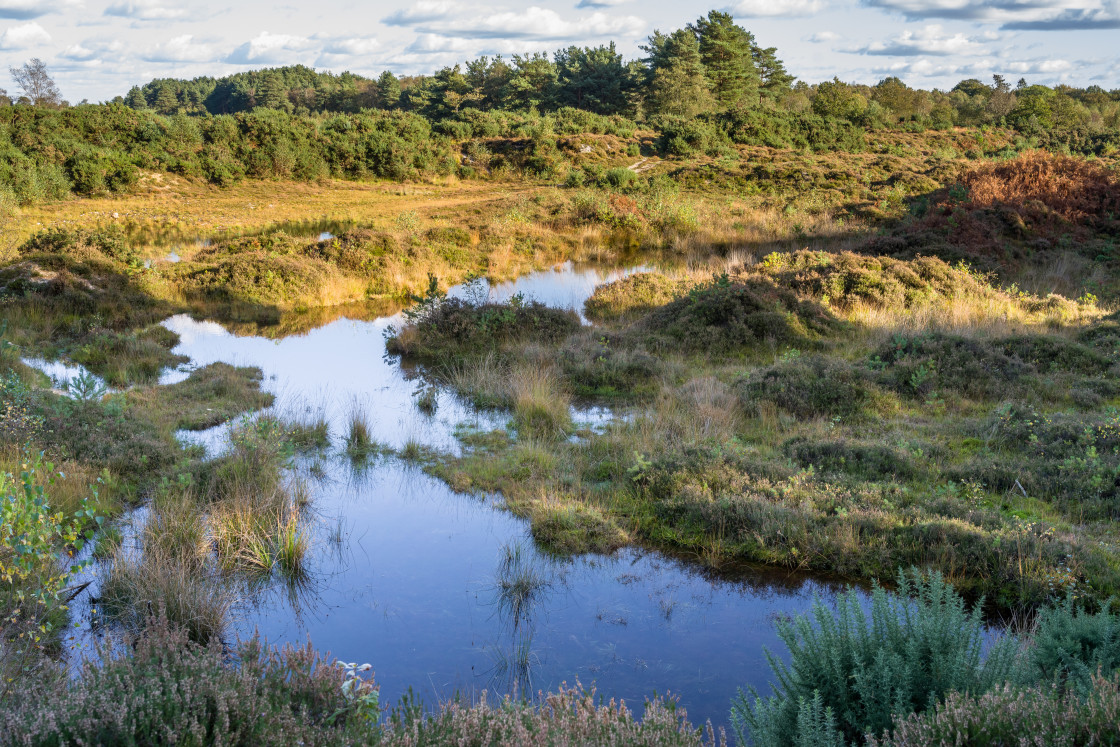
{"left": 387, "top": 289, "right": 580, "bottom": 361}
{"left": 784, "top": 438, "right": 917, "bottom": 481}
{"left": 731, "top": 570, "right": 1023, "bottom": 747}
{"left": 1029, "top": 595, "right": 1120, "bottom": 692}
{"left": 584, "top": 272, "right": 688, "bottom": 323}
{"left": 638, "top": 274, "right": 838, "bottom": 355}
{"left": 738, "top": 355, "right": 873, "bottom": 421}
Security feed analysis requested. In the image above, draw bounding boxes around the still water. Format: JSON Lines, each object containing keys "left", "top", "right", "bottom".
{"left": 98, "top": 262, "right": 862, "bottom": 729}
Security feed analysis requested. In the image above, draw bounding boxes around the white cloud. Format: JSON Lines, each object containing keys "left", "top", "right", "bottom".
{"left": 730, "top": 0, "right": 825, "bottom": 17}
{"left": 227, "top": 31, "right": 315, "bottom": 65}
{"left": 410, "top": 6, "right": 646, "bottom": 40}
{"left": 320, "top": 36, "right": 380, "bottom": 56}
{"left": 143, "top": 34, "right": 216, "bottom": 62}
{"left": 104, "top": 1, "right": 187, "bottom": 22}
{"left": 403, "top": 32, "right": 541, "bottom": 55}
{"left": 576, "top": 0, "right": 631, "bottom": 7}
{"left": 808, "top": 30, "right": 840, "bottom": 42}
{"left": 869, "top": 55, "right": 1082, "bottom": 83}
{"left": 383, "top": 1, "right": 462, "bottom": 27}
{"left": 864, "top": 0, "right": 1120, "bottom": 30}
{"left": 0, "top": 0, "right": 78, "bottom": 20}
{"left": 0, "top": 21, "right": 50, "bottom": 48}
{"left": 856, "top": 24, "right": 985, "bottom": 55}
{"left": 60, "top": 38, "right": 125, "bottom": 61}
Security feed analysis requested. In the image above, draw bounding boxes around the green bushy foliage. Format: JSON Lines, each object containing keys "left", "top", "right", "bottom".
{"left": 784, "top": 437, "right": 917, "bottom": 481}
{"left": 1029, "top": 595, "right": 1120, "bottom": 692}
{"left": 717, "top": 109, "right": 866, "bottom": 153}
{"left": 584, "top": 272, "right": 688, "bottom": 322}
{"left": 387, "top": 280, "right": 581, "bottom": 360}
{"left": 738, "top": 355, "right": 873, "bottom": 421}
{"left": 638, "top": 274, "right": 839, "bottom": 355}
{"left": 731, "top": 570, "right": 1022, "bottom": 747}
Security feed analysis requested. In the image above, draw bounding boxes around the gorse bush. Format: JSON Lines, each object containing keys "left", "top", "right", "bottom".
{"left": 386, "top": 279, "right": 581, "bottom": 360}
{"left": 1029, "top": 595, "right": 1120, "bottom": 693}
{"left": 731, "top": 570, "right": 1022, "bottom": 747}
{"left": 637, "top": 274, "right": 839, "bottom": 354}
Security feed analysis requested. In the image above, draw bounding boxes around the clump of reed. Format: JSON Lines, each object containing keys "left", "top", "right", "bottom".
{"left": 509, "top": 365, "right": 572, "bottom": 439}
{"left": 344, "top": 400, "right": 378, "bottom": 460}
{"left": 98, "top": 419, "right": 313, "bottom": 643}
{"left": 98, "top": 543, "right": 235, "bottom": 645}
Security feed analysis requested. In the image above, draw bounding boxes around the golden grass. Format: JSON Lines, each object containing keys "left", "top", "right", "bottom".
{"left": 509, "top": 365, "right": 572, "bottom": 438}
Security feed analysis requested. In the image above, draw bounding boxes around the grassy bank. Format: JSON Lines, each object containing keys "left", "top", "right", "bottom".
{"left": 385, "top": 150, "right": 1120, "bottom": 609}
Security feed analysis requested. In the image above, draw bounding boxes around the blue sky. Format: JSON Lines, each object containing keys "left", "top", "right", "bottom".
{"left": 2, "top": 0, "right": 1118, "bottom": 102}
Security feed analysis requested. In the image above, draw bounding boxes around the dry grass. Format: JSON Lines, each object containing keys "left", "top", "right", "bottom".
{"left": 98, "top": 543, "right": 236, "bottom": 644}
{"left": 509, "top": 365, "right": 572, "bottom": 438}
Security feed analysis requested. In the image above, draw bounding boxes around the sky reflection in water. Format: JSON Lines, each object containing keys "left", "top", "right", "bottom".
{"left": 99, "top": 262, "right": 862, "bottom": 729}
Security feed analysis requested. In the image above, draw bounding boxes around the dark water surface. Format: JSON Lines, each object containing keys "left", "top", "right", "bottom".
{"left": 77, "top": 262, "right": 864, "bottom": 730}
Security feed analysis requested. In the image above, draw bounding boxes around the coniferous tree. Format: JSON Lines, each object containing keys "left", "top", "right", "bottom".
{"left": 553, "top": 44, "right": 630, "bottom": 115}
{"left": 507, "top": 53, "right": 557, "bottom": 111}
{"left": 690, "top": 11, "right": 759, "bottom": 108}
{"left": 986, "top": 74, "right": 1016, "bottom": 120}
{"left": 377, "top": 71, "right": 400, "bottom": 109}
{"left": 752, "top": 44, "right": 793, "bottom": 104}
{"left": 124, "top": 85, "right": 148, "bottom": 109}
{"left": 645, "top": 29, "right": 713, "bottom": 118}
{"left": 153, "top": 82, "right": 179, "bottom": 114}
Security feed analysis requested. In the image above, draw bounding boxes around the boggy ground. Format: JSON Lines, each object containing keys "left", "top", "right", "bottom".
{"left": 1, "top": 145, "right": 1118, "bottom": 659}
{"left": 387, "top": 150, "right": 1120, "bottom": 610}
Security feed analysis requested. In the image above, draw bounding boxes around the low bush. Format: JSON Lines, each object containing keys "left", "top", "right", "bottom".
{"left": 584, "top": 272, "right": 688, "bottom": 323}
{"left": 784, "top": 438, "right": 917, "bottom": 481}
{"left": 1029, "top": 595, "right": 1120, "bottom": 692}
{"left": 0, "top": 619, "right": 375, "bottom": 746}
{"left": 869, "top": 676, "right": 1120, "bottom": 747}
{"left": 638, "top": 274, "right": 839, "bottom": 355}
{"left": 738, "top": 355, "right": 874, "bottom": 421}
{"left": 387, "top": 283, "right": 580, "bottom": 360}
{"left": 731, "top": 571, "right": 1022, "bottom": 747}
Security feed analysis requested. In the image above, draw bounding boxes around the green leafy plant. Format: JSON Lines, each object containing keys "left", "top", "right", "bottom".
{"left": 1, "top": 452, "right": 103, "bottom": 698}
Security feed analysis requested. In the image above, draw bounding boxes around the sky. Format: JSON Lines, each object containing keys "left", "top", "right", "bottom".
{"left": 1, "top": 0, "right": 1118, "bottom": 102}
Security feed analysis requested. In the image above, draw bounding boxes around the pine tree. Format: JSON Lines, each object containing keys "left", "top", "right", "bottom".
{"left": 507, "top": 53, "right": 557, "bottom": 111}
{"left": 376, "top": 71, "right": 400, "bottom": 109}
{"left": 690, "top": 11, "right": 759, "bottom": 108}
{"left": 124, "top": 86, "right": 148, "bottom": 109}
{"left": 153, "top": 82, "right": 179, "bottom": 114}
{"left": 752, "top": 45, "right": 793, "bottom": 104}
{"left": 645, "top": 29, "right": 713, "bottom": 118}
{"left": 256, "top": 74, "right": 289, "bottom": 110}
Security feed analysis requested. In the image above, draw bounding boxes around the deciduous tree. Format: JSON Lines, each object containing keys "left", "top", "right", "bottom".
{"left": 9, "top": 59, "right": 62, "bottom": 108}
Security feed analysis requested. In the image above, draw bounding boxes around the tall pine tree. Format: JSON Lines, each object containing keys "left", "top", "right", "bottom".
{"left": 690, "top": 11, "right": 759, "bottom": 108}
{"left": 644, "top": 29, "right": 713, "bottom": 118}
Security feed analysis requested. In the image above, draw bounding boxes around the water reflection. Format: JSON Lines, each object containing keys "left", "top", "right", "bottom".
{"left": 74, "top": 262, "right": 869, "bottom": 729}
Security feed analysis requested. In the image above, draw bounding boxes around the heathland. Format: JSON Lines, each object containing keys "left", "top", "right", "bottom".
{"left": 3, "top": 13, "right": 1120, "bottom": 745}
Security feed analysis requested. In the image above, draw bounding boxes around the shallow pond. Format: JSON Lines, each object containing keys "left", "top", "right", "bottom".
{"left": 76, "top": 262, "right": 863, "bottom": 730}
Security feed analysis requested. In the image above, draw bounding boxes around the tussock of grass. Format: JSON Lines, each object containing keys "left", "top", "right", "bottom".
{"left": 99, "top": 545, "right": 235, "bottom": 644}
{"left": 509, "top": 365, "right": 573, "bottom": 439}
{"left": 126, "top": 362, "right": 273, "bottom": 432}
